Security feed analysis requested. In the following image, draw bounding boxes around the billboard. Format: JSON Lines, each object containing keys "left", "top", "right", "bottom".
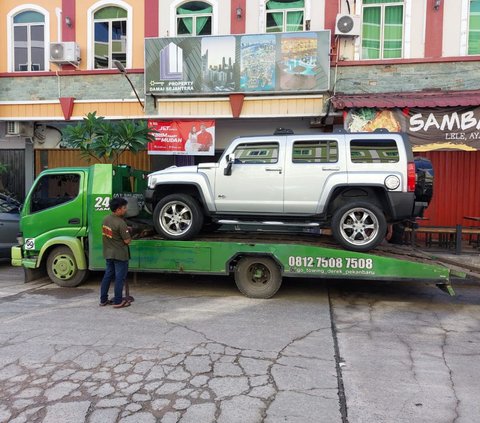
{"left": 145, "top": 31, "right": 330, "bottom": 96}
{"left": 148, "top": 120, "right": 215, "bottom": 155}
{"left": 346, "top": 107, "right": 480, "bottom": 151}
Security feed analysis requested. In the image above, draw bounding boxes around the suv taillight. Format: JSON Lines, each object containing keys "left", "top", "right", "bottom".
{"left": 407, "top": 162, "right": 416, "bottom": 192}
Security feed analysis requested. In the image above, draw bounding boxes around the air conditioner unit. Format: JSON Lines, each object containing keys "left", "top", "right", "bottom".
{"left": 6, "top": 121, "right": 34, "bottom": 137}
{"left": 49, "top": 42, "right": 80, "bottom": 64}
{"left": 335, "top": 14, "right": 361, "bottom": 37}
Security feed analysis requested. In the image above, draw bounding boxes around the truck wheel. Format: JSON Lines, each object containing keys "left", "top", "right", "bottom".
{"left": 153, "top": 194, "right": 204, "bottom": 240}
{"left": 46, "top": 246, "right": 88, "bottom": 287}
{"left": 331, "top": 202, "right": 387, "bottom": 252}
{"left": 235, "top": 256, "right": 282, "bottom": 299}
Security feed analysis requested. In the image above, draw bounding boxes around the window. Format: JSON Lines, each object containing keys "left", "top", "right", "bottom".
{"left": 266, "top": 0, "right": 305, "bottom": 33}
{"left": 350, "top": 140, "right": 399, "bottom": 163}
{"left": 469, "top": 0, "right": 480, "bottom": 55}
{"left": 12, "top": 11, "right": 45, "bottom": 72}
{"left": 30, "top": 174, "right": 80, "bottom": 213}
{"left": 233, "top": 143, "right": 279, "bottom": 164}
{"left": 292, "top": 140, "right": 338, "bottom": 163}
{"left": 94, "top": 6, "right": 127, "bottom": 69}
{"left": 362, "top": 0, "right": 404, "bottom": 59}
{"left": 177, "top": 1, "right": 212, "bottom": 36}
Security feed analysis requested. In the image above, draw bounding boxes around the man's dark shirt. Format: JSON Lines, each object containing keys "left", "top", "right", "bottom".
{"left": 102, "top": 214, "right": 131, "bottom": 261}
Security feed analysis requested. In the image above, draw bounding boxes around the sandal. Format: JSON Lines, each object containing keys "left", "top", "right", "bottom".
{"left": 99, "top": 299, "right": 113, "bottom": 306}
{"left": 113, "top": 300, "right": 131, "bottom": 309}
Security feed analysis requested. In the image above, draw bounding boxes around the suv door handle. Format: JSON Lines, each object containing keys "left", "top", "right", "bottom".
{"left": 322, "top": 166, "right": 340, "bottom": 171}
{"left": 265, "top": 168, "right": 282, "bottom": 173}
{"left": 68, "top": 218, "right": 80, "bottom": 224}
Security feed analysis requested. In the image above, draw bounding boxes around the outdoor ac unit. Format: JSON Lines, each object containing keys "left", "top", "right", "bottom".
{"left": 49, "top": 42, "right": 80, "bottom": 64}
{"left": 6, "top": 121, "right": 34, "bottom": 137}
{"left": 335, "top": 14, "right": 361, "bottom": 36}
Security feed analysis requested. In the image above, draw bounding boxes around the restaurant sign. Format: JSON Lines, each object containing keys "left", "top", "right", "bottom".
{"left": 145, "top": 31, "right": 330, "bottom": 96}
{"left": 346, "top": 107, "right": 480, "bottom": 151}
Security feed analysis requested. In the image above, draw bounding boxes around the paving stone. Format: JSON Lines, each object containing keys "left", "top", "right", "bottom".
{"left": 95, "top": 383, "right": 115, "bottom": 397}
{"left": 239, "top": 357, "right": 271, "bottom": 376}
{"left": 126, "top": 403, "right": 142, "bottom": 412}
{"left": 156, "top": 382, "right": 186, "bottom": 395}
{"left": 32, "top": 377, "right": 49, "bottom": 385}
{"left": 0, "top": 364, "right": 22, "bottom": 380}
{"left": 13, "top": 399, "right": 35, "bottom": 409}
{"left": 93, "top": 371, "right": 111, "bottom": 381}
{"left": 132, "top": 393, "right": 151, "bottom": 402}
{"left": 168, "top": 368, "right": 191, "bottom": 381}
{"left": 10, "top": 374, "right": 28, "bottom": 382}
{"left": 206, "top": 343, "right": 225, "bottom": 354}
{"left": 120, "top": 412, "right": 156, "bottom": 423}
{"left": 184, "top": 356, "right": 211, "bottom": 374}
{"left": 126, "top": 373, "right": 143, "bottom": 383}
{"left": 209, "top": 377, "right": 249, "bottom": 398}
{"left": 178, "top": 388, "right": 194, "bottom": 397}
{"left": 45, "top": 381, "right": 79, "bottom": 401}
{"left": 162, "top": 411, "right": 181, "bottom": 423}
{"left": 117, "top": 381, "right": 129, "bottom": 389}
{"left": 121, "top": 382, "right": 142, "bottom": 395}
{"left": 173, "top": 398, "right": 191, "bottom": 410}
{"left": 114, "top": 363, "right": 133, "bottom": 373}
{"left": 151, "top": 399, "right": 170, "bottom": 411}
{"left": 146, "top": 365, "right": 165, "bottom": 380}
{"left": 133, "top": 361, "right": 154, "bottom": 374}
{"left": 0, "top": 405, "right": 11, "bottom": 422}
{"left": 218, "top": 395, "right": 264, "bottom": 423}
{"left": 180, "top": 403, "right": 216, "bottom": 423}
{"left": 144, "top": 381, "right": 162, "bottom": 392}
{"left": 97, "top": 397, "right": 128, "bottom": 407}
{"left": 200, "top": 391, "right": 211, "bottom": 400}
{"left": 43, "top": 401, "right": 90, "bottom": 423}
{"left": 250, "top": 375, "right": 269, "bottom": 387}
{"left": 89, "top": 408, "right": 120, "bottom": 423}
{"left": 213, "top": 362, "right": 243, "bottom": 377}
{"left": 191, "top": 347, "right": 210, "bottom": 355}
{"left": 69, "top": 371, "right": 92, "bottom": 381}
{"left": 190, "top": 375, "right": 209, "bottom": 387}
{"left": 162, "top": 354, "right": 185, "bottom": 366}
{"left": 225, "top": 347, "right": 241, "bottom": 356}
{"left": 74, "top": 350, "right": 102, "bottom": 369}
{"left": 242, "top": 350, "right": 277, "bottom": 359}
{"left": 51, "top": 369, "right": 76, "bottom": 381}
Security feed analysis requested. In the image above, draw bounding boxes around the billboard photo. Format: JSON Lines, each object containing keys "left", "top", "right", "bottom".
{"left": 145, "top": 31, "right": 330, "bottom": 96}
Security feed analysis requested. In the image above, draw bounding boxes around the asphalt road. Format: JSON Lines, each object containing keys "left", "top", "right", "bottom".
{"left": 0, "top": 262, "right": 479, "bottom": 423}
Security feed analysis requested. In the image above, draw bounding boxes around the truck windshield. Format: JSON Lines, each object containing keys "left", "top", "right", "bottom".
{"left": 30, "top": 173, "right": 80, "bottom": 213}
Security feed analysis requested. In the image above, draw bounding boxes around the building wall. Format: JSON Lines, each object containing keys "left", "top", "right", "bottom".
{"left": 443, "top": 0, "right": 463, "bottom": 57}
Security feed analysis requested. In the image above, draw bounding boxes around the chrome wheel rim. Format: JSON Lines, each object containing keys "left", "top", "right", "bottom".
{"left": 159, "top": 201, "right": 193, "bottom": 236}
{"left": 339, "top": 207, "right": 380, "bottom": 246}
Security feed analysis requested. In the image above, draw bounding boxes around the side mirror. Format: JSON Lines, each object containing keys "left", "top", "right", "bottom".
{"left": 224, "top": 153, "right": 235, "bottom": 176}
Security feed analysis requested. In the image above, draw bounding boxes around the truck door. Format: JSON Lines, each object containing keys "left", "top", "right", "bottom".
{"left": 214, "top": 138, "right": 286, "bottom": 213}
{"left": 283, "top": 136, "right": 347, "bottom": 214}
{"left": 21, "top": 171, "right": 86, "bottom": 241}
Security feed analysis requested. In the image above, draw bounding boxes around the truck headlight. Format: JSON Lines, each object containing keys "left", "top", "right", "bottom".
{"left": 385, "top": 175, "right": 400, "bottom": 190}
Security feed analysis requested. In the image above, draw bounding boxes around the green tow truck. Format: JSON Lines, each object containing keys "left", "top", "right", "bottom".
{"left": 11, "top": 164, "right": 464, "bottom": 298}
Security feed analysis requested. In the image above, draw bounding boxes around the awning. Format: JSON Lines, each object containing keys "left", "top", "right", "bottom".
{"left": 331, "top": 90, "right": 480, "bottom": 110}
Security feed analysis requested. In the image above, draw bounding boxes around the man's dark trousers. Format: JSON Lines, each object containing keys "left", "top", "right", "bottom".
{"left": 100, "top": 259, "right": 129, "bottom": 304}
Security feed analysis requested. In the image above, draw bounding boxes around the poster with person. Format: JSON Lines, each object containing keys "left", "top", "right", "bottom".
{"left": 147, "top": 120, "right": 215, "bottom": 155}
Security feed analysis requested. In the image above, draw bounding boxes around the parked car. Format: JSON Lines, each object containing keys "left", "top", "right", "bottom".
{"left": 146, "top": 130, "right": 434, "bottom": 252}
{"left": 0, "top": 193, "right": 21, "bottom": 259}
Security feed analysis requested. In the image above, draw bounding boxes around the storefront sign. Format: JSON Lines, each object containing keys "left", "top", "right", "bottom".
{"left": 145, "top": 31, "right": 330, "bottom": 96}
{"left": 346, "top": 107, "right": 480, "bottom": 151}
{"left": 147, "top": 120, "right": 215, "bottom": 156}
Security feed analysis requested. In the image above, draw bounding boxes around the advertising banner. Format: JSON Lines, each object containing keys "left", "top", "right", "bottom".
{"left": 145, "top": 31, "right": 330, "bottom": 96}
{"left": 346, "top": 107, "right": 480, "bottom": 151}
{"left": 147, "top": 120, "right": 215, "bottom": 155}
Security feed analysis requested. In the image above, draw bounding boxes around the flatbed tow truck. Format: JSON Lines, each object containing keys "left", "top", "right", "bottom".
{"left": 11, "top": 164, "right": 465, "bottom": 298}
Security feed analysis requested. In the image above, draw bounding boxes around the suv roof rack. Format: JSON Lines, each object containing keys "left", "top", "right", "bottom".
{"left": 274, "top": 128, "right": 294, "bottom": 135}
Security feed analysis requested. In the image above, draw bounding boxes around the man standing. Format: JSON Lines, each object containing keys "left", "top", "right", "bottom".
{"left": 196, "top": 124, "right": 213, "bottom": 152}
{"left": 99, "top": 197, "right": 131, "bottom": 308}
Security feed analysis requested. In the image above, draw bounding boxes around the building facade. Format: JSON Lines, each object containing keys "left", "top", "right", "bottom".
{"left": 0, "top": 0, "right": 479, "bottom": 226}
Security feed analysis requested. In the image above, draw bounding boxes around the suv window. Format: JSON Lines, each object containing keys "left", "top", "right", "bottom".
{"left": 350, "top": 139, "right": 399, "bottom": 163}
{"left": 233, "top": 142, "right": 279, "bottom": 164}
{"left": 31, "top": 174, "right": 80, "bottom": 213}
{"left": 292, "top": 140, "right": 338, "bottom": 163}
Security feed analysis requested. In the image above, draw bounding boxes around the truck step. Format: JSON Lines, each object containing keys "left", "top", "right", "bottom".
{"left": 217, "top": 220, "right": 320, "bottom": 227}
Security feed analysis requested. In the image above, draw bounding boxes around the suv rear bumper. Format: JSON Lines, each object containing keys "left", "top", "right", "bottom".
{"left": 387, "top": 192, "right": 426, "bottom": 220}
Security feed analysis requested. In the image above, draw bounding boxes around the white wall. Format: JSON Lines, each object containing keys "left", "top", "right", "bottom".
{"left": 443, "top": 0, "right": 463, "bottom": 56}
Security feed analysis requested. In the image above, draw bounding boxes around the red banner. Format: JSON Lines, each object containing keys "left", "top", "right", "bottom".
{"left": 147, "top": 120, "right": 215, "bottom": 155}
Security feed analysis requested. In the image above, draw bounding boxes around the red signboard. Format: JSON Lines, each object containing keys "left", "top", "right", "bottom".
{"left": 147, "top": 120, "right": 215, "bottom": 155}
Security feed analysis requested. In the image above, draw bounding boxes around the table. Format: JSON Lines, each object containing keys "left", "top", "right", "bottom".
{"left": 464, "top": 216, "right": 480, "bottom": 222}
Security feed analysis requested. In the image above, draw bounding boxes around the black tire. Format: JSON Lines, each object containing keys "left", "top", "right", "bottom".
{"left": 201, "top": 220, "right": 222, "bottom": 234}
{"left": 153, "top": 194, "right": 204, "bottom": 240}
{"left": 46, "top": 246, "right": 89, "bottom": 287}
{"left": 331, "top": 202, "right": 387, "bottom": 252}
{"left": 234, "top": 256, "right": 282, "bottom": 299}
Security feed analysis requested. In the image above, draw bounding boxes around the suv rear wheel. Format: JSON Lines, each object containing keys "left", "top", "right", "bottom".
{"left": 331, "top": 202, "right": 387, "bottom": 252}
{"left": 153, "top": 194, "right": 204, "bottom": 240}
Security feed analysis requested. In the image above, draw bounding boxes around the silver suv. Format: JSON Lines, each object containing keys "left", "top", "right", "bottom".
{"left": 145, "top": 129, "right": 432, "bottom": 252}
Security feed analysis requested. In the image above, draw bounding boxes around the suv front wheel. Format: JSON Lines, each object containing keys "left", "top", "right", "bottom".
{"left": 153, "top": 194, "right": 204, "bottom": 240}
{"left": 331, "top": 202, "right": 387, "bottom": 252}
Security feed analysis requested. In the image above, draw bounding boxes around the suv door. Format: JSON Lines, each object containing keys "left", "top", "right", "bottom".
{"left": 21, "top": 172, "right": 86, "bottom": 244}
{"left": 214, "top": 138, "right": 286, "bottom": 213}
{"left": 284, "top": 136, "right": 347, "bottom": 214}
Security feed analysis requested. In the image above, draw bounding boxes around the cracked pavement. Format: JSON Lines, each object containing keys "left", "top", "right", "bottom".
{"left": 0, "top": 262, "right": 479, "bottom": 422}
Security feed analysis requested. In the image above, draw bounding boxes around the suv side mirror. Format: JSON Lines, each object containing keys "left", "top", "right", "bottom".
{"left": 224, "top": 154, "right": 235, "bottom": 176}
